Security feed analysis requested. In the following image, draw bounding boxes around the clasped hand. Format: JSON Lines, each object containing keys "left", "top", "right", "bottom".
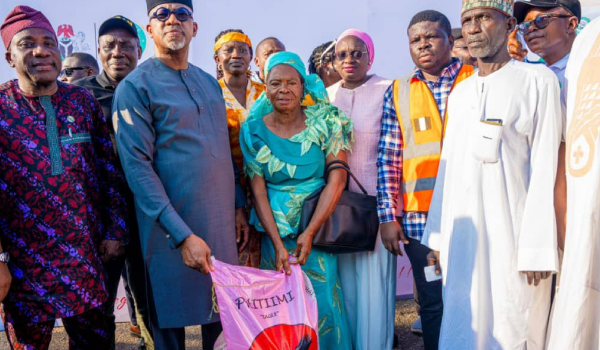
{"left": 99, "top": 240, "right": 125, "bottom": 263}
{"left": 273, "top": 231, "right": 314, "bottom": 276}
{"left": 180, "top": 234, "right": 214, "bottom": 274}
{"left": 427, "top": 250, "right": 552, "bottom": 287}
{"left": 520, "top": 271, "right": 552, "bottom": 286}
{"left": 381, "top": 221, "right": 409, "bottom": 256}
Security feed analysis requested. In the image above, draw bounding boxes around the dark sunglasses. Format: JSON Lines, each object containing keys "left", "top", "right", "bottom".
{"left": 150, "top": 7, "right": 193, "bottom": 22}
{"left": 60, "top": 66, "right": 88, "bottom": 77}
{"left": 334, "top": 49, "right": 368, "bottom": 61}
{"left": 517, "top": 14, "right": 571, "bottom": 35}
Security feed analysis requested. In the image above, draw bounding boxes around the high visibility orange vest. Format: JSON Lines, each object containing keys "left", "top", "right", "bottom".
{"left": 393, "top": 64, "right": 474, "bottom": 212}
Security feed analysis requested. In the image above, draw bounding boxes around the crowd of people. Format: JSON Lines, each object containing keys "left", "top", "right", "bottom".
{"left": 0, "top": 0, "right": 598, "bottom": 349}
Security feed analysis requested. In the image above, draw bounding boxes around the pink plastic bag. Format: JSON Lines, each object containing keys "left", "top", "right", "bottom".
{"left": 210, "top": 258, "right": 319, "bottom": 350}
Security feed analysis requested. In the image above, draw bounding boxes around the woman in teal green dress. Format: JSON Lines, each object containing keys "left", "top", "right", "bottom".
{"left": 240, "top": 51, "right": 354, "bottom": 349}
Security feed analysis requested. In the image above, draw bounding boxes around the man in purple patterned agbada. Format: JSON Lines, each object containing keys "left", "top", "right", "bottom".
{"left": 0, "top": 5, "right": 129, "bottom": 349}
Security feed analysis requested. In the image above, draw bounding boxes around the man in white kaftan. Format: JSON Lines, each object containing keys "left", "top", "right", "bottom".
{"left": 422, "top": 1, "right": 562, "bottom": 349}
{"left": 546, "top": 17, "right": 600, "bottom": 350}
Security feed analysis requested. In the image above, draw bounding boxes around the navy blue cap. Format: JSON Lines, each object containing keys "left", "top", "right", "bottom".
{"left": 98, "top": 15, "right": 138, "bottom": 39}
{"left": 514, "top": 0, "right": 581, "bottom": 23}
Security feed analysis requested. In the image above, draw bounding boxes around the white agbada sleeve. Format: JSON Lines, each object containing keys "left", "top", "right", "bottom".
{"left": 517, "top": 74, "right": 562, "bottom": 272}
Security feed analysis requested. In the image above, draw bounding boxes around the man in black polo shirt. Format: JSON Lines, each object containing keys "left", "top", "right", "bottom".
{"left": 74, "top": 15, "right": 148, "bottom": 348}
{"left": 76, "top": 15, "right": 141, "bottom": 133}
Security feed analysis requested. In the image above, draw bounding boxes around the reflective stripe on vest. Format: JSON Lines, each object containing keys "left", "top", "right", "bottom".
{"left": 393, "top": 64, "right": 475, "bottom": 212}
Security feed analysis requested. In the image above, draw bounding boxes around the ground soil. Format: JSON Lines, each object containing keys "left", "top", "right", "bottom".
{"left": 1, "top": 299, "right": 424, "bottom": 349}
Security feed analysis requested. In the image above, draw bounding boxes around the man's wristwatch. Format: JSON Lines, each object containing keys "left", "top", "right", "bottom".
{"left": 0, "top": 252, "right": 9, "bottom": 263}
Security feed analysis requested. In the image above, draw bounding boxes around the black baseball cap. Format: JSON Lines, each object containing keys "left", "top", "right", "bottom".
{"left": 98, "top": 15, "right": 139, "bottom": 39}
{"left": 513, "top": 0, "right": 581, "bottom": 23}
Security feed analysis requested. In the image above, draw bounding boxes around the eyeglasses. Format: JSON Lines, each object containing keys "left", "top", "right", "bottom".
{"left": 150, "top": 7, "right": 193, "bottom": 22}
{"left": 334, "top": 49, "right": 368, "bottom": 61}
{"left": 59, "top": 67, "right": 88, "bottom": 77}
{"left": 517, "top": 14, "right": 571, "bottom": 35}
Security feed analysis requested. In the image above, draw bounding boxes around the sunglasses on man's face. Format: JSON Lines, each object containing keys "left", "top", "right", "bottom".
{"left": 150, "top": 7, "right": 193, "bottom": 22}
{"left": 334, "top": 49, "right": 368, "bottom": 62}
{"left": 517, "top": 13, "right": 571, "bottom": 35}
{"left": 59, "top": 67, "right": 88, "bottom": 77}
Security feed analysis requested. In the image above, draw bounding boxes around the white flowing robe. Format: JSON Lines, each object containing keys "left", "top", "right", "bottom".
{"left": 547, "top": 18, "right": 600, "bottom": 350}
{"left": 422, "top": 60, "right": 562, "bottom": 350}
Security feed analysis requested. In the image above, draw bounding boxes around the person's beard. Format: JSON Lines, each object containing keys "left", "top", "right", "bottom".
{"left": 163, "top": 26, "right": 187, "bottom": 51}
{"left": 468, "top": 34, "right": 507, "bottom": 60}
{"left": 167, "top": 39, "right": 186, "bottom": 51}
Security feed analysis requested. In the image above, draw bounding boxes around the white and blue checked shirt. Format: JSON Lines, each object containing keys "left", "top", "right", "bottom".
{"left": 376, "top": 58, "right": 463, "bottom": 241}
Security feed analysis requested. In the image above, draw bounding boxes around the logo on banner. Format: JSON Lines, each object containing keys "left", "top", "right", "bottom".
{"left": 134, "top": 23, "right": 148, "bottom": 54}
{"left": 567, "top": 34, "right": 600, "bottom": 177}
{"left": 577, "top": 17, "right": 591, "bottom": 34}
{"left": 57, "top": 24, "right": 92, "bottom": 59}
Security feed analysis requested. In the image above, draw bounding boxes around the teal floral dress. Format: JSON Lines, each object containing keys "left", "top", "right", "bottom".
{"left": 240, "top": 103, "right": 354, "bottom": 349}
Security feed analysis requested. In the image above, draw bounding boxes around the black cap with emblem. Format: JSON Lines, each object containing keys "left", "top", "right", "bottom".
{"left": 146, "top": 0, "right": 194, "bottom": 15}
{"left": 98, "top": 15, "right": 139, "bottom": 39}
{"left": 513, "top": 0, "right": 581, "bottom": 23}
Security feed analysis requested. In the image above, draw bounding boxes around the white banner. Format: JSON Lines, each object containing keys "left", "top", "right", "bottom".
{"left": 581, "top": 6, "right": 600, "bottom": 26}
{"left": 1, "top": 0, "right": 462, "bottom": 80}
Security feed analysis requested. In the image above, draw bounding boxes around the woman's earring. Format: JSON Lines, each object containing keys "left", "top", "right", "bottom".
{"left": 326, "top": 69, "right": 330, "bottom": 76}
{"left": 266, "top": 98, "right": 272, "bottom": 106}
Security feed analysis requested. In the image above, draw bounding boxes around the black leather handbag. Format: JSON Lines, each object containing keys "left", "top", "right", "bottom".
{"left": 299, "top": 160, "right": 379, "bottom": 254}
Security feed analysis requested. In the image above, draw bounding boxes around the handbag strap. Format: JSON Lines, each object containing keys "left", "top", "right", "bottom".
{"left": 324, "top": 161, "right": 369, "bottom": 195}
{"left": 325, "top": 165, "right": 350, "bottom": 191}
{"left": 326, "top": 159, "right": 350, "bottom": 169}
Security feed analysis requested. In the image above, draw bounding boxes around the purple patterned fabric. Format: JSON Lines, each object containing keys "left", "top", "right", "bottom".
{"left": 0, "top": 80, "right": 129, "bottom": 322}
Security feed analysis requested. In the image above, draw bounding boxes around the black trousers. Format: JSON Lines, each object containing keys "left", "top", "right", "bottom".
{"left": 146, "top": 277, "right": 222, "bottom": 350}
{"left": 102, "top": 256, "right": 126, "bottom": 350}
{"left": 102, "top": 228, "right": 150, "bottom": 349}
{"left": 2, "top": 303, "right": 110, "bottom": 350}
{"left": 123, "top": 229, "right": 150, "bottom": 333}
{"left": 404, "top": 236, "right": 443, "bottom": 350}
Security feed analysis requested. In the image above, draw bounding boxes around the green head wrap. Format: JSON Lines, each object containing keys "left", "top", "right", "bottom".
{"left": 248, "top": 51, "right": 330, "bottom": 121}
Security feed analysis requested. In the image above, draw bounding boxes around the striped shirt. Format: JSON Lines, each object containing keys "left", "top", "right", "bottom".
{"left": 376, "top": 58, "right": 463, "bottom": 240}
{"left": 412, "top": 57, "right": 462, "bottom": 122}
